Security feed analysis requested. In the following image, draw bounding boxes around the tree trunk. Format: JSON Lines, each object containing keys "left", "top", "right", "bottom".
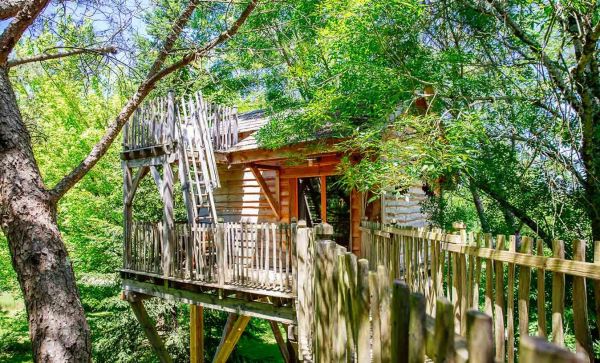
{"left": 0, "top": 67, "right": 91, "bottom": 362}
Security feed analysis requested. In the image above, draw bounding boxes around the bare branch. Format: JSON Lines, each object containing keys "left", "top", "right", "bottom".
{"left": 0, "top": 0, "right": 51, "bottom": 65}
{"left": 480, "top": 0, "right": 582, "bottom": 113}
{"left": 49, "top": 0, "right": 259, "bottom": 200}
{"left": 7, "top": 46, "right": 117, "bottom": 67}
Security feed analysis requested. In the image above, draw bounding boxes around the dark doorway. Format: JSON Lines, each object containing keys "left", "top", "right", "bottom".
{"left": 297, "top": 176, "right": 350, "bottom": 246}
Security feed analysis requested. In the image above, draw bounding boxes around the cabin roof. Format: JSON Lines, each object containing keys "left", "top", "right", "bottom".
{"left": 237, "top": 109, "right": 269, "bottom": 133}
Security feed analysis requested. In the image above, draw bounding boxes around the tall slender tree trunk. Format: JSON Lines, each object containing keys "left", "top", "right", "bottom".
{"left": 0, "top": 67, "right": 91, "bottom": 361}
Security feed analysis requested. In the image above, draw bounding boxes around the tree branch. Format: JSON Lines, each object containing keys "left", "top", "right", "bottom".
{"left": 476, "top": 180, "right": 552, "bottom": 247}
{"left": 49, "top": 0, "right": 259, "bottom": 201}
{"left": 573, "top": 19, "right": 600, "bottom": 78}
{"left": 0, "top": 0, "right": 51, "bottom": 66}
{"left": 7, "top": 46, "right": 117, "bottom": 67}
{"left": 0, "top": 0, "right": 29, "bottom": 20}
{"left": 480, "top": 0, "right": 582, "bottom": 113}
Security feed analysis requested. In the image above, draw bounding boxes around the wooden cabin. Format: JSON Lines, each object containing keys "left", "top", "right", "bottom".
{"left": 119, "top": 91, "right": 429, "bottom": 362}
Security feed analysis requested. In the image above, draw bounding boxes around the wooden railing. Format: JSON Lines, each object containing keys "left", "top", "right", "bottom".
{"left": 123, "top": 221, "right": 295, "bottom": 295}
{"left": 294, "top": 222, "right": 586, "bottom": 362}
{"left": 122, "top": 91, "right": 238, "bottom": 152}
{"left": 359, "top": 221, "right": 599, "bottom": 362}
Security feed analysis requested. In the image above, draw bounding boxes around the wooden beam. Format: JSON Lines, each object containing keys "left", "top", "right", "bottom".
{"left": 280, "top": 164, "right": 339, "bottom": 179}
{"left": 190, "top": 305, "right": 204, "bottom": 363}
{"left": 270, "top": 321, "right": 291, "bottom": 363}
{"left": 320, "top": 176, "right": 327, "bottom": 224}
{"left": 213, "top": 315, "right": 251, "bottom": 363}
{"left": 215, "top": 138, "right": 344, "bottom": 165}
{"left": 252, "top": 163, "right": 280, "bottom": 171}
{"left": 250, "top": 165, "right": 281, "bottom": 220}
{"left": 122, "top": 279, "right": 296, "bottom": 324}
{"left": 215, "top": 313, "right": 238, "bottom": 357}
{"left": 150, "top": 165, "right": 164, "bottom": 199}
{"left": 129, "top": 300, "right": 173, "bottom": 363}
{"left": 126, "top": 166, "right": 149, "bottom": 205}
{"left": 290, "top": 178, "right": 298, "bottom": 220}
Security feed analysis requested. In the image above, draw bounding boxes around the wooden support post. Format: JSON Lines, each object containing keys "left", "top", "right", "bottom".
{"left": 129, "top": 300, "right": 173, "bottom": 363}
{"left": 216, "top": 220, "right": 225, "bottom": 288}
{"left": 212, "top": 315, "right": 251, "bottom": 363}
{"left": 162, "top": 162, "right": 175, "bottom": 277}
{"left": 215, "top": 313, "right": 238, "bottom": 355}
{"left": 250, "top": 165, "right": 281, "bottom": 219}
{"left": 320, "top": 175, "right": 327, "bottom": 223}
{"left": 269, "top": 321, "right": 291, "bottom": 363}
{"left": 190, "top": 305, "right": 204, "bottom": 363}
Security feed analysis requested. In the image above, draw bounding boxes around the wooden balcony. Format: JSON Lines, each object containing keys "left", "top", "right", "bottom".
{"left": 121, "top": 221, "right": 297, "bottom": 324}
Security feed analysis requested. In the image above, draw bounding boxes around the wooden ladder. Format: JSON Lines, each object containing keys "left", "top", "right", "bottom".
{"left": 176, "top": 92, "right": 220, "bottom": 225}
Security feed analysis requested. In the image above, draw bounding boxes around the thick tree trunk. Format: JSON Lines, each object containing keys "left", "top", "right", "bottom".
{"left": 0, "top": 67, "right": 91, "bottom": 361}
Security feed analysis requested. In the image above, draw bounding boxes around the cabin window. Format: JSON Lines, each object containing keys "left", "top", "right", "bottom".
{"left": 297, "top": 175, "right": 351, "bottom": 247}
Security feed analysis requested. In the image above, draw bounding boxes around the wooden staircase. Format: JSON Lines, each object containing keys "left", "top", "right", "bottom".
{"left": 177, "top": 92, "right": 221, "bottom": 224}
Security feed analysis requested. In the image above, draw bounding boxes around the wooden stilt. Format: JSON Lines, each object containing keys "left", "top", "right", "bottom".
{"left": 190, "top": 305, "right": 204, "bottom": 363}
{"left": 269, "top": 321, "right": 291, "bottom": 363}
{"left": 285, "top": 324, "right": 299, "bottom": 363}
{"left": 212, "top": 315, "right": 251, "bottom": 363}
{"left": 215, "top": 313, "right": 238, "bottom": 353}
{"left": 129, "top": 300, "right": 173, "bottom": 363}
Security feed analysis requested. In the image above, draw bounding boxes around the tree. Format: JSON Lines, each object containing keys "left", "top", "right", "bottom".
{"left": 0, "top": 0, "right": 258, "bottom": 360}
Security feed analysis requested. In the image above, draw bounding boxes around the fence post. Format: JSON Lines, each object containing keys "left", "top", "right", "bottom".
{"left": 433, "top": 297, "right": 454, "bottom": 362}
{"left": 409, "top": 292, "right": 426, "bottom": 363}
{"left": 520, "top": 336, "right": 584, "bottom": 363}
{"left": 294, "top": 220, "right": 311, "bottom": 360}
{"left": 216, "top": 219, "right": 225, "bottom": 289}
{"left": 467, "top": 310, "right": 494, "bottom": 363}
{"left": 356, "top": 259, "right": 371, "bottom": 363}
{"left": 391, "top": 280, "right": 410, "bottom": 362}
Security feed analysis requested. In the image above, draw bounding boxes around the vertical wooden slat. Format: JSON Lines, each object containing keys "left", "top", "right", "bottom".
{"left": 467, "top": 310, "right": 494, "bottom": 363}
{"left": 409, "top": 293, "right": 426, "bottom": 363}
{"left": 552, "top": 239, "right": 565, "bottom": 347}
{"left": 507, "top": 235, "right": 516, "bottom": 363}
{"left": 433, "top": 297, "right": 455, "bottom": 362}
{"left": 573, "top": 239, "right": 593, "bottom": 362}
{"left": 518, "top": 236, "right": 533, "bottom": 341}
{"left": 369, "top": 271, "right": 382, "bottom": 363}
{"left": 537, "top": 239, "right": 547, "bottom": 338}
{"left": 378, "top": 265, "right": 392, "bottom": 363}
{"left": 593, "top": 241, "right": 600, "bottom": 337}
{"left": 356, "top": 259, "right": 371, "bottom": 363}
{"left": 391, "top": 280, "right": 410, "bottom": 363}
{"left": 494, "top": 234, "right": 506, "bottom": 362}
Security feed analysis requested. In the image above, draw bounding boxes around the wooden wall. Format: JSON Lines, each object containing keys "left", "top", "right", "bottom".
{"left": 380, "top": 185, "right": 428, "bottom": 228}
{"left": 214, "top": 165, "right": 279, "bottom": 223}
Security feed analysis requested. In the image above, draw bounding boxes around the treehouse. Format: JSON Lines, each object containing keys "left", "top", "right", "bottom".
{"left": 119, "top": 91, "right": 429, "bottom": 362}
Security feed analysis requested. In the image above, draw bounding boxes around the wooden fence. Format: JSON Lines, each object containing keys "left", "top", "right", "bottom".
{"left": 295, "top": 222, "right": 587, "bottom": 362}
{"left": 123, "top": 221, "right": 295, "bottom": 295}
{"left": 359, "top": 221, "right": 599, "bottom": 362}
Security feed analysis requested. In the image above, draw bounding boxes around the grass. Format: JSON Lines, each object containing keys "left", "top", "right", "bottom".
{"left": 0, "top": 293, "right": 32, "bottom": 363}
{"left": 0, "top": 281, "right": 284, "bottom": 363}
